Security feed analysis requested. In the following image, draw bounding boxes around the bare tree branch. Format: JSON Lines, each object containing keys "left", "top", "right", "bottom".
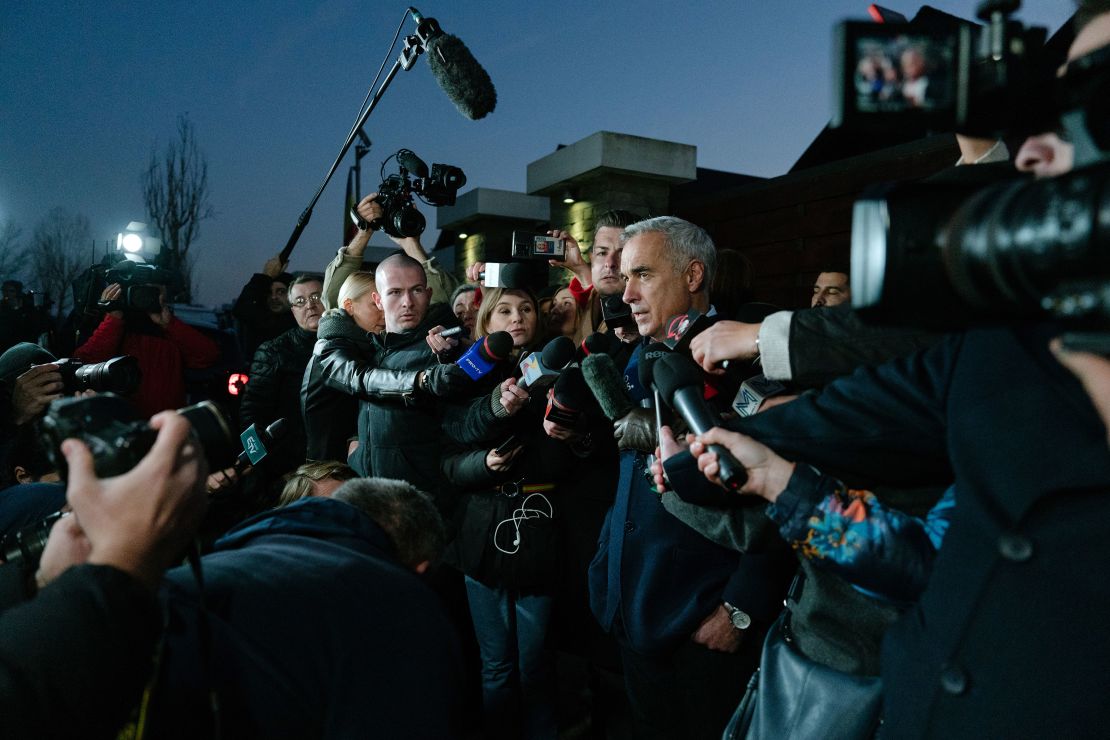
{"left": 142, "top": 114, "right": 214, "bottom": 302}
{"left": 28, "top": 207, "right": 92, "bottom": 321}
{"left": 0, "top": 219, "right": 28, "bottom": 281}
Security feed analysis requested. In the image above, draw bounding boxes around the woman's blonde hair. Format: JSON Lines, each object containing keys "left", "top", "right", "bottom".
{"left": 279, "top": 460, "right": 358, "bottom": 507}
{"left": 474, "top": 287, "right": 540, "bottom": 351}
{"left": 337, "top": 271, "right": 377, "bottom": 309}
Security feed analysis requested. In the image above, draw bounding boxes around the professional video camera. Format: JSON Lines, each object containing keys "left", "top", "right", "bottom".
{"left": 360, "top": 148, "right": 466, "bottom": 238}
{"left": 832, "top": 1, "right": 1051, "bottom": 137}
{"left": 50, "top": 356, "right": 141, "bottom": 396}
{"left": 0, "top": 394, "right": 236, "bottom": 574}
{"left": 841, "top": 2, "right": 1110, "bottom": 345}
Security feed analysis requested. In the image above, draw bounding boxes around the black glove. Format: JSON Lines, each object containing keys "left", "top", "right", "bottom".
{"left": 420, "top": 364, "right": 471, "bottom": 399}
{"left": 613, "top": 407, "right": 656, "bottom": 453}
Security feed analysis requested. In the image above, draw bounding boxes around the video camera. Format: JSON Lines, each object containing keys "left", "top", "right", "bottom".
{"left": 832, "top": 2, "right": 1050, "bottom": 137}
{"left": 363, "top": 148, "right": 466, "bottom": 238}
{"left": 840, "top": 2, "right": 1110, "bottom": 346}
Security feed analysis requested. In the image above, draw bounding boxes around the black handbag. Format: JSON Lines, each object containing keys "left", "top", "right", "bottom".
{"left": 722, "top": 611, "right": 883, "bottom": 740}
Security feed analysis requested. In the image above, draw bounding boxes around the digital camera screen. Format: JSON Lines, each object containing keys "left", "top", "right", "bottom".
{"left": 852, "top": 34, "right": 956, "bottom": 113}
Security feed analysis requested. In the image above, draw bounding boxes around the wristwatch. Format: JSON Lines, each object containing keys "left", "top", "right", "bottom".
{"left": 722, "top": 601, "right": 752, "bottom": 630}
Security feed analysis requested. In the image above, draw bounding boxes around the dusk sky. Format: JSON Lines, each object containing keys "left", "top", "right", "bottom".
{"left": 1, "top": 1, "right": 1073, "bottom": 307}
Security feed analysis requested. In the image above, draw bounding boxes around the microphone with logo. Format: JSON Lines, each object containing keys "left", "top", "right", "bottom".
{"left": 544, "top": 366, "right": 598, "bottom": 429}
{"left": 235, "top": 418, "right": 289, "bottom": 475}
{"left": 638, "top": 342, "right": 674, "bottom": 433}
{"left": 577, "top": 331, "right": 615, "bottom": 361}
{"left": 518, "top": 336, "right": 576, "bottom": 391}
{"left": 456, "top": 331, "right": 513, "bottom": 380}
{"left": 662, "top": 308, "right": 713, "bottom": 355}
{"left": 652, "top": 353, "right": 747, "bottom": 493}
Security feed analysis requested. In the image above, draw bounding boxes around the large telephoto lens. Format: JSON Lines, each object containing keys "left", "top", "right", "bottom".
{"left": 73, "top": 355, "right": 141, "bottom": 394}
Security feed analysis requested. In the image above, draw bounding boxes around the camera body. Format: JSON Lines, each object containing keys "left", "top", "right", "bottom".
{"left": 370, "top": 149, "right": 466, "bottom": 238}
{"left": 50, "top": 356, "right": 142, "bottom": 396}
{"left": 39, "top": 394, "right": 234, "bottom": 480}
{"left": 94, "top": 260, "right": 172, "bottom": 314}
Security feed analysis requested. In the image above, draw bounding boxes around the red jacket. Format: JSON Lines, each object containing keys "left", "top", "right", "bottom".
{"left": 75, "top": 314, "right": 220, "bottom": 417}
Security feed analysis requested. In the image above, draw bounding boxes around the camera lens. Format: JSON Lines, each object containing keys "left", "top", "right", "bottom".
{"left": 391, "top": 206, "right": 426, "bottom": 238}
{"left": 73, "top": 356, "right": 141, "bottom": 395}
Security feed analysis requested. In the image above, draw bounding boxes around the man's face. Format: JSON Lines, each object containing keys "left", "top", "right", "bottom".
{"left": 591, "top": 226, "right": 625, "bottom": 296}
{"left": 289, "top": 280, "right": 324, "bottom": 332}
{"left": 374, "top": 265, "right": 431, "bottom": 333}
{"left": 1016, "top": 12, "right": 1110, "bottom": 179}
{"left": 811, "top": 272, "right": 851, "bottom": 308}
{"left": 268, "top": 281, "right": 289, "bottom": 313}
{"left": 621, "top": 231, "right": 697, "bottom": 341}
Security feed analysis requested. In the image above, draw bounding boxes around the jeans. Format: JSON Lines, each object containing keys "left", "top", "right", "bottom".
{"left": 464, "top": 575, "right": 556, "bottom": 740}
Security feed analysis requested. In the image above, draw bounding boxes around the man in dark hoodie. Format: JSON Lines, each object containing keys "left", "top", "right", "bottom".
{"left": 145, "top": 478, "right": 465, "bottom": 739}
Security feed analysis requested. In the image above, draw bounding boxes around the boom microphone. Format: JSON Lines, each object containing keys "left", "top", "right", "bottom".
{"left": 456, "top": 331, "right": 513, "bottom": 380}
{"left": 653, "top": 354, "right": 747, "bottom": 492}
{"left": 411, "top": 9, "right": 497, "bottom": 120}
{"left": 581, "top": 353, "right": 635, "bottom": 421}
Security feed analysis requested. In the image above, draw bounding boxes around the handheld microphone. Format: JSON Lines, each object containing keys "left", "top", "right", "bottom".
{"left": 653, "top": 354, "right": 748, "bottom": 492}
{"left": 662, "top": 308, "right": 712, "bottom": 354}
{"left": 578, "top": 332, "right": 614, "bottom": 361}
{"left": 545, "top": 366, "right": 591, "bottom": 428}
{"left": 519, "top": 336, "right": 575, "bottom": 391}
{"left": 581, "top": 353, "right": 635, "bottom": 421}
{"left": 236, "top": 418, "right": 289, "bottom": 473}
{"left": 731, "top": 374, "right": 788, "bottom": 417}
{"left": 638, "top": 342, "right": 673, "bottom": 431}
{"left": 456, "top": 331, "right": 513, "bottom": 380}
{"left": 410, "top": 9, "right": 497, "bottom": 120}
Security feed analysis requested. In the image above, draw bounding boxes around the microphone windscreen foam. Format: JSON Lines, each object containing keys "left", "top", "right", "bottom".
{"left": 581, "top": 353, "right": 635, "bottom": 421}
{"left": 426, "top": 33, "right": 497, "bottom": 120}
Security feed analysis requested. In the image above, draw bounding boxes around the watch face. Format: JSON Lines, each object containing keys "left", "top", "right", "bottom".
{"left": 730, "top": 610, "right": 752, "bottom": 630}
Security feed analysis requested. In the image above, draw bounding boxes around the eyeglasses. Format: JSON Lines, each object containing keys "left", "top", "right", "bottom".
{"left": 290, "top": 293, "right": 323, "bottom": 309}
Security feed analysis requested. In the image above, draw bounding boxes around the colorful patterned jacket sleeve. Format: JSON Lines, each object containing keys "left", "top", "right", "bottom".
{"left": 767, "top": 462, "right": 956, "bottom": 604}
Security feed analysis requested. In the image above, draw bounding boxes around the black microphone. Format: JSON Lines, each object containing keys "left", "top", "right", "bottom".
{"left": 235, "top": 418, "right": 289, "bottom": 473}
{"left": 456, "top": 330, "right": 513, "bottom": 380}
{"left": 638, "top": 341, "right": 673, "bottom": 431}
{"left": 581, "top": 353, "right": 635, "bottom": 421}
{"left": 396, "top": 148, "right": 430, "bottom": 178}
{"left": 661, "top": 308, "right": 712, "bottom": 354}
{"left": 410, "top": 9, "right": 497, "bottom": 120}
{"left": 545, "top": 366, "right": 592, "bottom": 428}
{"left": 519, "top": 336, "right": 575, "bottom": 391}
{"left": 652, "top": 354, "right": 747, "bottom": 492}
{"left": 578, "top": 331, "right": 614, "bottom": 361}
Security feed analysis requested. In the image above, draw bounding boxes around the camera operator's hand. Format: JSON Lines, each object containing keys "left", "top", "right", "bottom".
{"left": 690, "top": 321, "right": 761, "bottom": 374}
{"left": 61, "top": 411, "right": 209, "bottom": 591}
{"left": 149, "top": 302, "right": 173, "bottom": 329}
{"left": 426, "top": 325, "right": 460, "bottom": 357}
{"left": 262, "top": 255, "right": 289, "bottom": 279}
{"left": 496, "top": 377, "right": 529, "bottom": 417}
{"left": 613, "top": 407, "right": 656, "bottom": 453}
{"left": 36, "top": 513, "right": 91, "bottom": 590}
{"left": 419, "top": 363, "right": 470, "bottom": 399}
{"left": 1052, "top": 339, "right": 1110, "bottom": 449}
{"left": 12, "top": 363, "right": 63, "bottom": 425}
{"left": 690, "top": 427, "right": 795, "bottom": 502}
{"left": 99, "top": 283, "right": 124, "bottom": 319}
{"left": 547, "top": 229, "right": 591, "bottom": 286}
{"left": 355, "top": 193, "right": 384, "bottom": 232}
{"left": 466, "top": 262, "right": 486, "bottom": 284}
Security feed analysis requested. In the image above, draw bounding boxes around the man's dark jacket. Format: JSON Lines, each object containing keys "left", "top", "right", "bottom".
{"left": 148, "top": 497, "right": 464, "bottom": 739}
{"left": 301, "top": 310, "right": 370, "bottom": 463}
{"left": 240, "top": 326, "right": 315, "bottom": 476}
{"left": 733, "top": 323, "right": 1110, "bottom": 738}
{"left": 233, "top": 273, "right": 295, "bottom": 360}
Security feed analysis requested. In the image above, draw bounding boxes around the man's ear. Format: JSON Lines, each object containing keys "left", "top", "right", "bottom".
{"left": 686, "top": 260, "right": 706, "bottom": 293}
{"left": 425, "top": 285, "right": 433, "bottom": 300}
{"left": 372, "top": 292, "right": 383, "bottom": 310}
{"left": 13, "top": 466, "right": 32, "bottom": 484}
